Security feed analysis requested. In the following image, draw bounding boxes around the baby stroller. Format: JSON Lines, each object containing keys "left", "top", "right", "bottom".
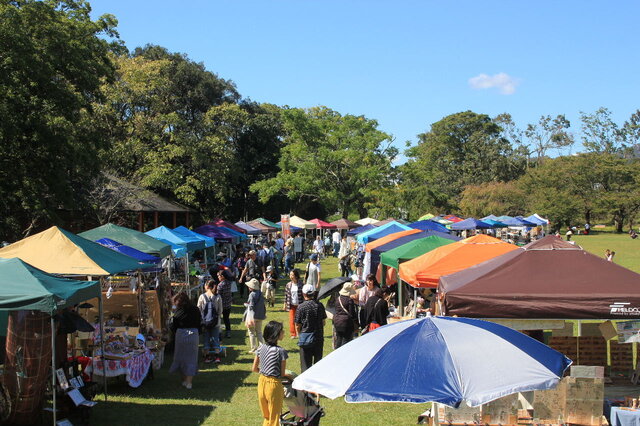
{"left": 281, "top": 378, "right": 324, "bottom": 425}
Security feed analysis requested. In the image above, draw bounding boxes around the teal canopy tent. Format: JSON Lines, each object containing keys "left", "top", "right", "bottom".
{"left": 79, "top": 223, "right": 172, "bottom": 258}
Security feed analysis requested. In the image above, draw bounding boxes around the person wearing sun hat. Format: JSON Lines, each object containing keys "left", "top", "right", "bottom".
{"left": 244, "top": 278, "right": 266, "bottom": 352}
{"left": 332, "top": 281, "right": 359, "bottom": 348}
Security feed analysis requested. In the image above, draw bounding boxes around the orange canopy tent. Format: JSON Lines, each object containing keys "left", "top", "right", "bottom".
{"left": 365, "top": 229, "right": 421, "bottom": 252}
{"left": 398, "top": 234, "right": 518, "bottom": 288}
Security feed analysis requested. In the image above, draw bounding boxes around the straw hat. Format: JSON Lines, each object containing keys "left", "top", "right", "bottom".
{"left": 339, "top": 282, "right": 356, "bottom": 297}
{"left": 245, "top": 278, "right": 260, "bottom": 291}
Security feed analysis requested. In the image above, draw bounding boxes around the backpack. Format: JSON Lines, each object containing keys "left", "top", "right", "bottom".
{"left": 202, "top": 295, "right": 218, "bottom": 328}
{"left": 257, "top": 249, "right": 271, "bottom": 269}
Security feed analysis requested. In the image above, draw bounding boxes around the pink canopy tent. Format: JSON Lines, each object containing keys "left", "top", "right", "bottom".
{"left": 309, "top": 219, "right": 337, "bottom": 229}
{"left": 207, "top": 218, "right": 247, "bottom": 234}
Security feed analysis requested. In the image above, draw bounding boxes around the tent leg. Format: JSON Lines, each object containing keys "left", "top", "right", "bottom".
{"left": 99, "top": 294, "right": 107, "bottom": 401}
{"left": 413, "top": 288, "right": 418, "bottom": 318}
{"left": 51, "top": 316, "right": 56, "bottom": 426}
{"left": 433, "top": 402, "right": 439, "bottom": 426}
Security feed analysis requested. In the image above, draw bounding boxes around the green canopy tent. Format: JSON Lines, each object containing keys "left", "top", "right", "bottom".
{"left": 379, "top": 236, "right": 455, "bottom": 317}
{"left": 380, "top": 236, "right": 455, "bottom": 270}
{"left": 79, "top": 223, "right": 172, "bottom": 259}
{"left": 0, "top": 257, "right": 100, "bottom": 425}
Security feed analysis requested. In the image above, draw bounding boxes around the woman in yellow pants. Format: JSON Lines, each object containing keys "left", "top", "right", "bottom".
{"left": 252, "top": 321, "right": 291, "bottom": 426}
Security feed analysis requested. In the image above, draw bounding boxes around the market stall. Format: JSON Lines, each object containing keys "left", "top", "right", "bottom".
{"left": 79, "top": 223, "right": 172, "bottom": 259}
{"left": 0, "top": 257, "right": 100, "bottom": 425}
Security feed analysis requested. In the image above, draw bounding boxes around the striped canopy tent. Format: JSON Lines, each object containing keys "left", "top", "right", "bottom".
{"left": 330, "top": 218, "right": 359, "bottom": 230}
{"left": 235, "top": 221, "right": 262, "bottom": 235}
{"left": 355, "top": 217, "right": 380, "bottom": 226}
{"left": 290, "top": 215, "right": 317, "bottom": 229}
{"left": 309, "top": 219, "right": 337, "bottom": 230}
{"left": 248, "top": 220, "right": 277, "bottom": 234}
{"left": 418, "top": 213, "right": 435, "bottom": 221}
{"left": 207, "top": 218, "right": 247, "bottom": 234}
{"left": 398, "top": 235, "right": 519, "bottom": 288}
{"left": 251, "top": 218, "right": 281, "bottom": 230}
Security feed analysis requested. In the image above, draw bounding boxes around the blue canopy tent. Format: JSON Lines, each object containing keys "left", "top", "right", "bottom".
{"left": 154, "top": 238, "right": 187, "bottom": 258}
{"left": 146, "top": 226, "right": 204, "bottom": 252}
{"left": 146, "top": 226, "right": 199, "bottom": 283}
{"left": 217, "top": 226, "right": 248, "bottom": 241}
{"left": 498, "top": 216, "right": 537, "bottom": 227}
{"left": 482, "top": 219, "right": 508, "bottom": 228}
{"left": 173, "top": 226, "right": 215, "bottom": 247}
{"left": 450, "top": 218, "right": 493, "bottom": 231}
{"left": 357, "top": 221, "right": 412, "bottom": 244}
{"left": 96, "top": 238, "right": 161, "bottom": 264}
{"left": 524, "top": 214, "right": 548, "bottom": 226}
{"left": 409, "top": 220, "right": 450, "bottom": 233}
{"left": 347, "top": 224, "right": 375, "bottom": 237}
{"left": 194, "top": 225, "right": 235, "bottom": 244}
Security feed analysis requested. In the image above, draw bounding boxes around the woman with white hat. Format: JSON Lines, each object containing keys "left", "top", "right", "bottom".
{"left": 332, "top": 282, "right": 358, "bottom": 348}
{"left": 244, "top": 278, "right": 266, "bottom": 352}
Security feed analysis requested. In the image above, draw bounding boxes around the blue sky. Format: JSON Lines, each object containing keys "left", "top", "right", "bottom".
{"left": 89, "top": 1, "right": 640, "bottom": 159}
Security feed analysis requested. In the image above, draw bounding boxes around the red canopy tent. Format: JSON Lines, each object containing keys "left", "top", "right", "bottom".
{"left": 207, "top": 218, "right": 247, "bottom": 234}
{"left": 439, "top": 236, "right": 640, "bottom": 319}
{"left": 309, "top": 219, "right": 337, "bottom": 229}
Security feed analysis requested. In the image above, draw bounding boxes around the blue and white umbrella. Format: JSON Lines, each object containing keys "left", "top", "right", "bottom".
{"left": 292, "top": 315, "right": 571, "bottom": 407}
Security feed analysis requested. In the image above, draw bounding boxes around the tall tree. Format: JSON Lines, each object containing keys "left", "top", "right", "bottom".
{"left": 580, "top": 107, "right": 627, "bottom": 154}
{"left": 403, "top": 111, "right": 522, "bottom": 212}
{"left": 250, "top": 107, "right": 397, "bottom": 218}
{"left": 0, "top": 0, "right": 119, "bottom": 239}
{"left": 459, "top": 182, "right": 527, "bottom": 218}
{"left": 524, "top": 114, "right": 574, "bottom": 163}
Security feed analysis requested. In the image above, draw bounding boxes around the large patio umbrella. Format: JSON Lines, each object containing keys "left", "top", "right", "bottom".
{"left": 293, "top": 315, "right": 571, "bottom": 407}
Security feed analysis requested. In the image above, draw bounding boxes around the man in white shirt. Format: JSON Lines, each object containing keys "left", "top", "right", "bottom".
{"left": 332, "top": 230, "right": 341, "bottom": 257}
{"left": 293, "top": 233, "right": 304, "bottom": 262}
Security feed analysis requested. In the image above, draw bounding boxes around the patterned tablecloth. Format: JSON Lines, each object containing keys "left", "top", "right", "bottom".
{"left": 86, "top": 349, "right": 154, "bottom": 388}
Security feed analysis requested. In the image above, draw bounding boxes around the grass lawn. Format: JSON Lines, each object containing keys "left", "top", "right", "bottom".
{"left": 87, "top": 232, "right": 639, "bottom": 425}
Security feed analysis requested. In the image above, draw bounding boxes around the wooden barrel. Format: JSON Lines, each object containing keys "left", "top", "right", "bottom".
{"left": 3, "top": 311, "right": 52, "bottom": 425}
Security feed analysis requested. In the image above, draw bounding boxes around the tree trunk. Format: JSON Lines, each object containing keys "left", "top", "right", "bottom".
{"left": 357, "top": 205, "right": 368, "bottom": 219}
{"left": 584, "top": 209, "right": 591, "bottom": 225}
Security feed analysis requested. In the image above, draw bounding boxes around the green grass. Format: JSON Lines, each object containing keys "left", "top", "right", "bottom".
{"left": 86, "top": 233, "right": 640, "bottom": 425}
{"left": 89, "top": 258, "right": 423, "bottom": 426}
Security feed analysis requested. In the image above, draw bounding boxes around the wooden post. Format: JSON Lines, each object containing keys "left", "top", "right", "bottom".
{"left": 51, "top": 316, "right": 57, "bottom": 426}
{"left": 173, "top": 212, "right": 177, "bottom": 228}
{"left": 138, "top": 212, "right": 144, "bottom": 232}
{"left": 154, "top": 212, "right": 159, "bottom": 228}
{"left": 186, "top": 212, "right": 190, "bottom": 228}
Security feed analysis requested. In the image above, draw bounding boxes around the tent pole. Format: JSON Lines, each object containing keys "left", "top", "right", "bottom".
{"left": 397, "top": 277, "right": 404, "bottom": 318}
{"left": 99, "top": 291, "right": 107, "bottom": 401}
{"left": 51, "top": 316, "right": 57, "bottom": 426}
{"left": 433, "top": 402, "right": 439, "bottom": 426}
{"left": 413, "top": 288, "right": 418, "bottom": 318}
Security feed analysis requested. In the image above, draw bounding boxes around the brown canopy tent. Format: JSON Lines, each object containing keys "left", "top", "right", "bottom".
{"left": 439, "top": 236, "right": 640, "bottom": 319}
{"left": 329, "top": 218, "right": 359, "bottom": 230}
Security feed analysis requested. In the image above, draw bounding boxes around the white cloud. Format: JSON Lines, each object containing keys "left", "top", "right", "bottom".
{"left": 468, "top": 72, "right": 520, "bottom": 95}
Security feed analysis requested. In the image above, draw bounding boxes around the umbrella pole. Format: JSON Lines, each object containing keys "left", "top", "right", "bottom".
{"left": 99, "top": 291, "right": 107, "bottom": 401}
{"left": 413, "top": 288, "right": 418, "bottom": 318}
{"left": 433, "top": 402, "right": 439, "bottom": 425}
{"left": 51, "top": 316, "right": 56, "bottom": 426}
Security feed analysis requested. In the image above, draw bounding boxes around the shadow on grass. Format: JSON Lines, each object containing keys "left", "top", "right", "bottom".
{"left": 89, "top": 399, "right": 215, "bottom": 426}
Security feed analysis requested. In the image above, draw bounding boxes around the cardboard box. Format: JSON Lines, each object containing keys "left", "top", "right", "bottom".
{"left": 570, "top": 365, "right": 605, "bottom": 379}
{"left": 533, "top": 377, "right": 604, "bottom": 425}
{"left": 599, "top": 320, "right": 618, "bottom": 340}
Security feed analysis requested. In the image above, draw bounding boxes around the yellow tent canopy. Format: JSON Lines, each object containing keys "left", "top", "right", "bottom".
{"left": 0, "top": 226, "right": 146, "bottom": 276}
{"left": 289, "top": 215, "right": 317, "bottom": 229}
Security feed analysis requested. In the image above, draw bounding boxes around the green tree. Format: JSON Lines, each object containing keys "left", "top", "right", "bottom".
{"left": 459, "top": 182, "right": 527, "bottom": 218}
{"left": 402, "top": 111, "right": 522, "bottom": 212}
{"left": 0, "top": 0, "right": 119, "bottom": 238}
{"left": 580, "top": 107, "right": 627, "bottom": 154}
{"left": 250, "top": 107, "right": 397, "bottom": 218}
{"left": 524, "top": 114, "right": 574, "bottom": 164}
